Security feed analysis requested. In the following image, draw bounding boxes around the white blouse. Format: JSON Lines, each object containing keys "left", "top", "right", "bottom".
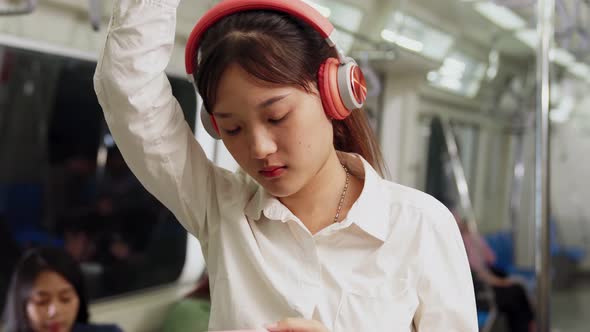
{"left": 93, "top": 1, "right": 478, "bottom": 331}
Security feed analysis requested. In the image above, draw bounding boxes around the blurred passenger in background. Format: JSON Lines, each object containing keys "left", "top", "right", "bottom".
{"left": 2, "top": 247, "right": 123, "bottom": 332}
{"left": 454, "top": 210, "right": 536, "bottom": 332}
{"left": 161, "top": 272, "right": 210, "bottom": 332}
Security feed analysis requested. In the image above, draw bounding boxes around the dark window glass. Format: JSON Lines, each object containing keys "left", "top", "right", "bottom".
{"left": 423, "top": 116, "right": 479, "bottom": 208}
{"left": 0, "top": 45, "right": 193, "bottom": 311}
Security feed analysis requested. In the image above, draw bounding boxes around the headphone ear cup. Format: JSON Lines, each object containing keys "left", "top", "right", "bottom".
{"left": 337, "top": 60, "right": 367, "bottom": 110}
{"left": 318, "top": 58, "right": 352, "bottom": 120}
{"left": 200, "top": 106, "right": 221, "bottom": 139}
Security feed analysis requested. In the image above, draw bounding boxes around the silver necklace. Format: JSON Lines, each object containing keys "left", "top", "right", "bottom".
{"left": 334, "top": 164, "right": 350, "bottom": 223}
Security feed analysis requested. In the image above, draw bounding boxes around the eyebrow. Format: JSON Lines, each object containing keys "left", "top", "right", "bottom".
{"left": 213, "top": 93, "right": 290, "bottom": 118}
{"left": 58, "top": 288, "right": 75, "bottom": 296}
{"left": 32, "top": 287, "right": 74, "bottom": 297}
{"left": 257, "top": 93, "right": 290, "bottom": 109}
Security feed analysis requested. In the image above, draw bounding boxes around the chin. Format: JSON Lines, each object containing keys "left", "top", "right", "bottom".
{"left": 261, "top": 183, "right": 296, "bottom": 198}
{"left": 256, "top": 176, "right": 301, "bottom": 198}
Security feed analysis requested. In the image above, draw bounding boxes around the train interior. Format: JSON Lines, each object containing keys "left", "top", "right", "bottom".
{"left": 1, "top": 0, "right": 590, "bottom": 331}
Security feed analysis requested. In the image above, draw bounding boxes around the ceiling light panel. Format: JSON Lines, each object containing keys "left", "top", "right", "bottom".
{"left": 474, "top": 2, "right": 527, "bottom": 30}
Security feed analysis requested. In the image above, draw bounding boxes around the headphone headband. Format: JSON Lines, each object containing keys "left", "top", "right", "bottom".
{"left": 187, "top": 0, "right": 366, "bottom": 140}
{"left": 185, "top": 0, "right": 338, "bottom": 75}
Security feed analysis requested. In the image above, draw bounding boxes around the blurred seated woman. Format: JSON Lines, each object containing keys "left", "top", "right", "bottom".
{"left": 453, "top": 211, "right": 536, "bottom": 332}
{"left": 2, "top": 247, "right": 123, "bottom": 332}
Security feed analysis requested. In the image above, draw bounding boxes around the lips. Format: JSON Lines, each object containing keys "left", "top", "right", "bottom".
{"left": 46, "top": 322, "right": 62, "bottom": 332}
{"left": 259, "top": 166, "right": 286, "bottom": 178}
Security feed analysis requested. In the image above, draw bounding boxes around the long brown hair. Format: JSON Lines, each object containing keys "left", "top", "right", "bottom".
{"left": 194, "top": 10, "right": 386, "bottom": 176}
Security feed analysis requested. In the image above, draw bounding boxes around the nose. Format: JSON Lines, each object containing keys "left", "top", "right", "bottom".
{"left": 47, "top": 302, "right": 58, "bottom": 318}
{"left": 248, "top": 127, "right": 277, "bottom": 160}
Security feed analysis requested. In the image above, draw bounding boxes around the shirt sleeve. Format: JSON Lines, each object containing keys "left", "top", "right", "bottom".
{"left": 413, "top": 209, "right": 479, "bottom": 331}
{"left": 93, "top": 0, "right": 241, "bottom": 244}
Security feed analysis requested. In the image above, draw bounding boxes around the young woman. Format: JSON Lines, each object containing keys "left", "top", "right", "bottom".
{"left": 93, "top": 0, "right": 477, "bottom": 331}
{"left": 3, "top": 247, "right": 123, "bottom": 332}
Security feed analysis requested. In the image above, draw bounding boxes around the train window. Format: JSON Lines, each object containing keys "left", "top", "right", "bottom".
{"left": 451, "top": 121, "right": 480, "bottom": 192}
{"left": 424, "top": 117, "right": 455, "bottom": 206}
{"left": 423, "top": 117, "right": 479, "bottom": 206}
{"left": 0, "top": 45, "right": 193, "bottom": 310}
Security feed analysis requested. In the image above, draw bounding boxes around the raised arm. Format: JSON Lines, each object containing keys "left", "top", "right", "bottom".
{"left": 93, "top": 0, "right": 233, "bottom": 241}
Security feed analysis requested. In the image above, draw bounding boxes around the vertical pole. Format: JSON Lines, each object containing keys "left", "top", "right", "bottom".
{"left": 535, "top": 0, "right": 554, "bottom": 331}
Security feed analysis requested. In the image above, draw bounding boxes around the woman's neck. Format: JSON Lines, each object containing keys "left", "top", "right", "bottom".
{"left": 279, "top": 151, "right": 362, "bottom": 234}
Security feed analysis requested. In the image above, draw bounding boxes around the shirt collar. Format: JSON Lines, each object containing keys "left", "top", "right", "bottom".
{"left": 244, "top": 152, "right": 391, "bottom": 242}
{"left": 244, "top": 184, "right": 294, "bottom": 223}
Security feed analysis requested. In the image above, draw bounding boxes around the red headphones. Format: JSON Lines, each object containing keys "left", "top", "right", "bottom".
{"left": 185, "top": 0, "right": 367, "bottom": 139}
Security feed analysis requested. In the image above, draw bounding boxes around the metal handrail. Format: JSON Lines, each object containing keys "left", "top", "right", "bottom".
{"left": 440, "top": 118, "right": 479, "bottom": 234}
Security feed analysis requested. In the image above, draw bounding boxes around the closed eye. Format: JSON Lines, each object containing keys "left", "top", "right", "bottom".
{"left": 60, "top": 297, "right": 74, "bottom": 304}
{"left": 224, "top": 127, "right": 241, "bottom": 136}
{"left": 269, "top": 113, "right": 288, "bottom": 124}
{"left": 32, "top": 298, "right": 50, "bottom": 306}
